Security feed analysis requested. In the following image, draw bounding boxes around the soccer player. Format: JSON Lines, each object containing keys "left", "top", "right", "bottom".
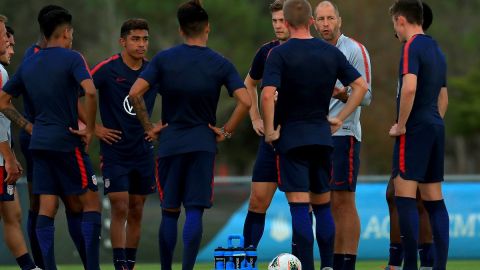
{"left": 0, "top": 8, "right": 102, "bottom": 270}
{"left": 314, "top": 2, "right": 372, "bottom": 269}
{"left": 385, "top": 3, "right": 436, "bottom": 270}
{"left": 91, "top": 18, "right": 154, "bottom": 270}
{"left": 389, "top": 1, "right": 449, "bottom": 269}
{"left": 261, "top": 1, "right": 368, "bottom": 269}
{"left": 20, "top": 5, "right": 88, "bottom": 268}
{"left": 0, "top": 19, "right": 39, "bottom": 270}
{"left": 128, "top": 1, "right": 251, "bottom": 269}
{"left": 242, "top": 0, "right": 292, "bottom": 250}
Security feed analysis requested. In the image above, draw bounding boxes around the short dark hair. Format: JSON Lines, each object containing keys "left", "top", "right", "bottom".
{"left": 283, "top": 0, "right": 312, "bottom": 28}
{"left": 120, "top": 18, "right": 149, "bottom": 38}
{"left": 270, "top": 0, "right": 285, "bottom": 13}
{"left": 389, "top": 0, "right": 423, "bottom": 26}
{"left": 38, "top": 5, "right": 67, "bottom": 24}
{"left": 39, "top": 9, "right": 72, "bottom": 39}
{"left": 6, "top": 25, "right": 14, "bottom": 37}
{"left": 177, "top": 0, "right": 209, "bottom": 37}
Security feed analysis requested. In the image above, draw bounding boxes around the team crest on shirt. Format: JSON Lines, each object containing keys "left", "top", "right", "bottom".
{"left": 104, "top": 178, "right": 110, "bottom": 188}
{"left": 6, "top": 185, "right": 14, "bottom": 195}
{"left": 92, "top": 175, "right": 98, "bottom": 186}
{"left": 123, "top": 95, "right": 136, "bottom": 116}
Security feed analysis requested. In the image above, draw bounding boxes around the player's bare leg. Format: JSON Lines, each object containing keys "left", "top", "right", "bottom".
{"left": 108, "top": 191, "right": 129, "bottom": 269}
{"left": 0, "top": 189, "right": 38, "bottom": 270}
{"left": 1, "top": 194, "right": 30, "bottom": 257}
{"left": 243, "top": 182, "right": 277, "bottom": 248}
{"left": 332, "top": 190, "right": 359, "bottom": 268}
{"left": 125, "top": 194, "right": 148, "bottom": 269}
{"left": 248, "top": 182, "right": 277, "bottom": 213}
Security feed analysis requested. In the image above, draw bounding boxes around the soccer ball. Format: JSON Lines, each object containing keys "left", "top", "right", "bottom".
{"left": 268, "top": 253, "right": 302, "bottom": 270}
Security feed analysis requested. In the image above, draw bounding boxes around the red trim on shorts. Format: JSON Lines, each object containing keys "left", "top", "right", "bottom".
{"left": 75, "top": 148, "right": 88, "bottom": 189}
{"left": 90, "top": 54, "right": 120, "bottom": 75}
{"left": 0, "top": 167, "right": 4, "bottom": 195}
{"left": 402, "top": 35, "right": 418, "bottom": 75}
{"left": 352, "top": 39, "right": 370, "bottom": 84}
{"left": 155, "top": 158, "right": 164, "bottom": 201}
{"left": 348, "top": 136, "right": 355, "bottom": 185}
{"left": 276, "top": 154, "right": 282, "bottom": 185}
{"left": 399, "top": 135, "right": 406, "bottom": 174}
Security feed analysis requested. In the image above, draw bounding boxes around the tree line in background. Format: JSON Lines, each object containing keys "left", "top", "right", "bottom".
{"left": 1, "top": 0, "right": 479, "bottom": 175}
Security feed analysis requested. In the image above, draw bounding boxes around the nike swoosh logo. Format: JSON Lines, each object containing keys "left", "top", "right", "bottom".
{"left": 116, "top": 77, "right": 127, "bottom": 83}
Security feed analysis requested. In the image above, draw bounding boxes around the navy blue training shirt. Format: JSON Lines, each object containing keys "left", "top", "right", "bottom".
{"left": 249, "top": 40, "right": 280, "bottom": 81}
{"left": 20, "top": 44, "right": 41, "bottom": 123}
{"left": 262, "top": 38, "right": 361, "bottom": 153}
{"left": 398, "top": 34, "right": 446, "bottom": 128}
{"left": 139, "top": 44, "right": 245, "bottom": 157}
{"left": 92, "top": 54, "right": 157, "bottom": 160}
{"left": 3, "top": 47, "right": 91, "bottom": 152}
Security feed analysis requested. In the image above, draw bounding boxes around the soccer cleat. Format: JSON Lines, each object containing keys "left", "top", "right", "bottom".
{"left": 419, "top": 267, "right": 433, "bottom": 270}
{"left": 384, "top": 266, "right": 402, "bottom": 270}
{"left": 32, "top": 267, "right": 43, "bottom": 270}
{"left": 321, "top": 268, "right": 333, "bottom": 270}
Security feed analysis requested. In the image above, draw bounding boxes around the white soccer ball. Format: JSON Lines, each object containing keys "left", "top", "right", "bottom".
{"left": 268, "top": 253, "right": 302, "bottom": 270}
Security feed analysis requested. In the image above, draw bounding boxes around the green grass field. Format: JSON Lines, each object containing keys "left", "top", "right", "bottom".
{"left": 2, "top": 261, "right": 480, "bottom": 270}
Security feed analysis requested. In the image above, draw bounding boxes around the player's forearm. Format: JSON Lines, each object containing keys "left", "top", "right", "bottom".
{"left": 245, "top": 76, "right": 261, "bottom": 121}
{"left": 0, "top": 104, "right": 33, "bottom": 134}
{"left": 84, "top": 93, "right": 97, "bottom": 132}
{"left": 77, "top": 99, "right": 88, "bottom": 124}
{"left": 129, "top": 95, "right": 154, "bottom": 132}
{"left": 438, "top": 87, "right": 448, "bottom": 119}
{"left": 224, "top": 89, "right": 251, "bottom": 133}
{"left": 336, "top": 78, "right": 367, "bottom": 121}
{"left": 261, "top": 87, "right": 276, "bottom": 134}
{"left": 397, "top": 88, "right": 416, "bottom": 128}
{"left": 0, "top": 142, "right": 15, "bottom": 164}
{"left": 80, "top": 79, "right": 98, "bottom": 131}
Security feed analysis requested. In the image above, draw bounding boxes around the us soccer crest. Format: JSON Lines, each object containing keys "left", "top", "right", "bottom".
{"left": 6, "top": 185, "right": 14, "bottom": 195}
{"left": 104, "top": 178, "right": 110, "bottom": 188}
{"left": 92, "top": 175, "right": 98, "bottom": 186}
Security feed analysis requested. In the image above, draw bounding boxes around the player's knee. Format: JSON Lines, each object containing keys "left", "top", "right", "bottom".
{"left": 386, "top": 186, "right": 396, "bottom": 206}
{"left": 111, "top": 201, "right": 129, "bottom": 219}
{"left": 128, "top": 203, "right": 144, "bottom": 221}
{"left": 3, "top": 209, "right": 22, "bottom": 226}
{"left": 248, "top": 194, "right": 270, "bottom": 213}
{"left": 81, "top": 191, "right": 102, "bottom": 212}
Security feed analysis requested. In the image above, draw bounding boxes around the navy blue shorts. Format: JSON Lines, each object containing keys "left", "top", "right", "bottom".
{"left": 19, "top": 131, "right": 33, "bottom": 183}
{"left": 276, "top": 145, "right": 331, "bottom": 194}
{"left": 101, "top": 154, "right": 156, "bottom": 195}
{"left": 252, "top": 139, "right": 278, "bottom": 182}
{"left": 0, "top": 166, "right": 16, "bottom": 201}
{"left": 331, "top": 136, "right": 361, "bottom": 192}
{"left": 31, "top": 148, "right": 98, "bottom": 195}
{"left": 156, "top": 151, "right": 215, "bottom": 209}
{"left": 392, "top": 124, "right": 444, "bottom": 183}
